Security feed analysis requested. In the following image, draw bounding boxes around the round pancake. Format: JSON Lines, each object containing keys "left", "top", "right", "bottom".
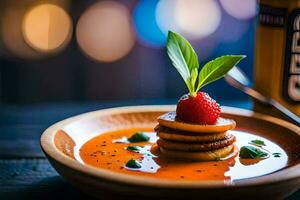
{"left": 158, "top": 111, "right": 236, "bottom": 133}
{"left": 155, "top": 125, "right": 227, "bottom": 136}
{"left": 157, "top": 134, "right": 236, "bottom": 152}
{"left": 159, "top": 144, "right": 235, "bottom": 161}
{"left": 158, "top": 131, "right": 228, "bottom": 143}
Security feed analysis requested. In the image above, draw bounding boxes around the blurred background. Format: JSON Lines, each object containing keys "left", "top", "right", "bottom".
{"left": 0, "top": 0, "right": 257, "bottom": 105}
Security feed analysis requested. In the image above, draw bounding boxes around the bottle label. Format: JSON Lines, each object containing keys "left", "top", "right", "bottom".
{"left": 284, "top": 10, "right": 300, "bottom": 103}
{"left": 259, "top": 4, "right": 287, "bottom": 27}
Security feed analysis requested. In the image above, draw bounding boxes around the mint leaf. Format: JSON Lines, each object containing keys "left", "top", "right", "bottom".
{"left": 126, "top": 146, "right": 141, "bottom": 152}
{"left": 128, "top": 132, "right": 150, "bottom": 143}
{"left": 249, "top": 139, "right": 266, "bottom": 146}
{"left": 197, "top": 55, "right": 246, "bottom": 90}
{"left": 239, "top": 146, "right": 268, "bottom": 159}
{"left": 125, "top": 159, "right": 141, "bottom": 169}
{"left": 273, "top": 153, "right": 281, "bottom": 157}
{"left": 167, "top": 31, "right": 199, "bottom": 95}
{"left": 166, "top": 31, "right": 246, "bottom": 95}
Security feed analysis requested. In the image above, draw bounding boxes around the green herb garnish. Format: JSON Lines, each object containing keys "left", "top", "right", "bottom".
{"left": 166, "top": 31, "right": 246, "bottom": 97}
{"left": 125, "top": 159, "right": 141, "bottom": 168}
{"left": 215, "top": 157, "right": 221, "bottom": 161}
{"left": 128, "top": 132, "right": 150, "bottom": 143}
{"left": 239, "top": 146, "right": 268, "bottom": 159}
{"left": 273, "top": 153, "right": 281, "bottom": 157}
{"left": 126, "top": 146, "right": 141, "bottom": 152}
{"left": 249, "top": 139, "right": 266, "bottom": 146}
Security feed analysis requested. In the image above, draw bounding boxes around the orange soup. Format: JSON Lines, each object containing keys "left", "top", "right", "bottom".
{"left": 79, "top": 128, "right": 288, "bottom": 182}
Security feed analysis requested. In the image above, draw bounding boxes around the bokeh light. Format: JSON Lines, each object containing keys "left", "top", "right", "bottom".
{"left": 155, "top": 0, "right": 221, "bottom": 59}
{"left": 133, "top": 0, "right": 165, "bottom": 47}
{"left": 22, "top": 4, "right": 72, "bottom": 52}
{"left": 155, "top": 0, "right": 178, "bottom": 36}
{"left": 1, "top": 7, "right": 43, "bottom": 59}
{"left": 76, "top": 1, "right": 135, "bottom": 62}
{"left": 220, "top": 0, "right": 257, "bottom": 20}
{"left": 215, "top": 13, "right": 250, "bottom": 43}
{"left": 192, "top": 36, "right": 219, "bottom": 61}
{"left": 175, "top": 0, "right": 221, "bottom": 39}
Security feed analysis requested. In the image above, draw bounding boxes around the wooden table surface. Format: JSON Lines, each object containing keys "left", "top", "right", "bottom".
{"left": 0, "top": 100, "right": 299, "bottom": 200}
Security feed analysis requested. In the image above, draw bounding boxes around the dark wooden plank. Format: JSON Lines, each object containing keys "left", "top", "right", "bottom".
{"left": 288, "top": 192, "right": 300, "bottom": 200}
{"left": 0, "top": 125, "right": 46, "bottom": 158}
{"left": 0, "top": 125, "right": 46, "bottom": 140}
{"left": 0, "top": 159, "right": 57, "bottom": 186}
{"left": 0, "top": 99, "right": 177, "bottom": 126}
{"left": 0, "top": 140, "right": 43, "bottom": 158}
{"left": 0, "top": 158, "right": 91, "bottom": 200}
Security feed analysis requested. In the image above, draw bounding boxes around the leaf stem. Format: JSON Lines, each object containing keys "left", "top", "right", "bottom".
{"left": 189, "top": 91, "right": 197, "bottom": 97}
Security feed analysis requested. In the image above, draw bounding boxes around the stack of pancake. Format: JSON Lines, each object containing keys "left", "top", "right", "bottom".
{"left": 155, "top": 112, "right": 237, "bottom": 161}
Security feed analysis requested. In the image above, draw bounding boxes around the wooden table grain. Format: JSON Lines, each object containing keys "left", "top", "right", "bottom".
{"left": 0, "top": 100, "right": 299, "bottom": 200}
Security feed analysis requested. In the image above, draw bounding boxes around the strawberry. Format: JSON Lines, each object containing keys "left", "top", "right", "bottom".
{"left": 176, "top": 92, "right": 221, "bottom": 125}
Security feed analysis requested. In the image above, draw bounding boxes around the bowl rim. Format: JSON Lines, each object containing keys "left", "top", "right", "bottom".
{"left": 40, "top": 105, "right": 300, "bottom": 189}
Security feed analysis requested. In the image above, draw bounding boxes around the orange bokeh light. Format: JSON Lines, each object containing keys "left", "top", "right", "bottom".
{"left": 76, "top": 1, "right": 135, "bottom": 62}
{"left": 22, "top": 4, "right": 72, "bottom": 52}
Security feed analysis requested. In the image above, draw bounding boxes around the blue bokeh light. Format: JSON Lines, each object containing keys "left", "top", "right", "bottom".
{"left": 133, "top": 0, "right": 166, "bottom": 48}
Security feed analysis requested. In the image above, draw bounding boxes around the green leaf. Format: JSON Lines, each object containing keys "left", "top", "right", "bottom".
{"left": 249, "top": 139, "right": 266, "bottom": 146}
{"left": 167, "top": 31, "right": 199, "bottom": 94}
{"left": 197, "top": 55, "right": 246, "bottom": 90}
{"left": 272, "top": 153, "right": 281, "bottom": 157}
{"left": 166, "top": 31, "right": 246, "bottom": 94}
{"left": 239, "top": 146, "right": 268, "bottom": 159}
{"left": 128, "top": 132, "right": 150, "bottom": 143}
{"left": 125, "top": 159, "right": 141, "bottom": 168}
{"left": 188, "top": 68, "right": 198, "bottom": 96}
{"left": 126, "top": 146, "right": 141, "bottom": 152}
